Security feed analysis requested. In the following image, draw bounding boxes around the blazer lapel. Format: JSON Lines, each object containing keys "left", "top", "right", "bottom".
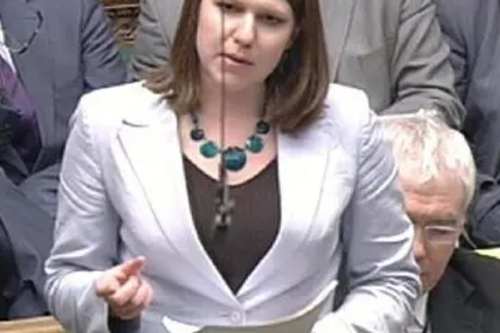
{"left": 117, "top": 104, "right": 237, "bottom": 302}
{"left": 238, "top": 124, "right": 330, "bottom": 297}
{"left": 0, "top": 0, "right": 55, "bottom": 147}
{"left": 429, "top": 265, "right": 482, "bottom": 333}
{"left": 320, "top": 0, "right": 357, "bottom": 80}
{"left": 0, "top": 143, "right": 29, "bottom": 178}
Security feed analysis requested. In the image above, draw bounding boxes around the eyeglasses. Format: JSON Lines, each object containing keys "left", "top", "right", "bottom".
{"left": 419, "top": 225, "right": 460, "bottom": 245}
{"left": 0, "top": 11, "right": 43, "bottom": 54}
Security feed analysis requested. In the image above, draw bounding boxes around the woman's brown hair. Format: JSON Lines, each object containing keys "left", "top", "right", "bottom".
{"left": 145, "top": 0, "right": 330, "bottom": 133}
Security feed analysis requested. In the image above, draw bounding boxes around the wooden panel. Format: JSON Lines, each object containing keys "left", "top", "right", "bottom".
{"left": 0, "top": 316, "right": 64, "bottom": 333}
{"left": 101, "top": 0, "right": 140, "bottom": 47}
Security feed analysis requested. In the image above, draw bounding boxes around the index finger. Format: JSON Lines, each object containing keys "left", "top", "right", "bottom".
{"left": 115, "top": 257, "right": 146, "bottom": 281}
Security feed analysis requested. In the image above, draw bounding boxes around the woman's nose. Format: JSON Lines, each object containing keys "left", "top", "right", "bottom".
{"left": 233, "top": 14, "right": 256, "bottom": 47}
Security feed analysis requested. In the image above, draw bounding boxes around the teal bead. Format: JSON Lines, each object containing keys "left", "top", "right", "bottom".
{"left": 190, "top": 128, "right": 205, "bottom": 141}
{"left": 256, "top": 120, "right": 270, "bottom": 134}
{"left": 246, "top": 135, "right": 264, "bottom": 153}
{"left": 222, "top": 147, "right": 247, "bottom": 171}
{"left": 190, "top": 116, "right": 270, "bottom": 172}
{"left": 200, "top": 141, "right": 219, "bottom": 158}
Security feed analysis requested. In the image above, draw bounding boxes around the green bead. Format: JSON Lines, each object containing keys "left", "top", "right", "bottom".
{"left": 223, "top": 147, "right": 247, "bottom": 171}
{"left": 200, "top": 141, "right": 219, "bottom": 158}
{"left": 246, "top": 135, "right": 264, "bottom": 153}
{"left": 190, "top": 128, "right": 205, "bottom": 141}
{"left": 256, "top": 120, "right": 270, "bottom": 134}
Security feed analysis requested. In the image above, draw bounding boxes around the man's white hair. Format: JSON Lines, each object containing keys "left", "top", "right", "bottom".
{"left": 380, "top": 110, "right": 477, "bottom": 210}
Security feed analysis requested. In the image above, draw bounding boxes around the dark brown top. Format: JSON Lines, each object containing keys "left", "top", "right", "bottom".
{"left": 183, "top": 157, "right": 280, "bottom": 294}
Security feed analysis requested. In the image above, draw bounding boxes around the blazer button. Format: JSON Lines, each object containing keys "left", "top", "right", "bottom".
{"left": 230, "top": 311, "right": 243, "bottom": 324}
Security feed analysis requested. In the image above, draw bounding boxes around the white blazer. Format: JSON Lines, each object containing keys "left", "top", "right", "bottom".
{"left": 45, "top": 82, "right": 420, "bottom": 332}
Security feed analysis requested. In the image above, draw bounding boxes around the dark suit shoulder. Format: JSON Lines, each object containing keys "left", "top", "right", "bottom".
{"left": 449, "top": 248, "right": 500, "bottom": 306}
{"left": 429, "top": 249, "right": 500, "bottom": 332}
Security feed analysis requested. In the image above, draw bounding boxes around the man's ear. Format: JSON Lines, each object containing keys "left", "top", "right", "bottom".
{"left": 460, "top": 224, "right": 478, "bottom": 249}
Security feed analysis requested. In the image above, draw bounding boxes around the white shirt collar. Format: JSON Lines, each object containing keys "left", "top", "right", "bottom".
{"left": 0, "top": 19, "right": 17, "bottom": 71}
{"left": 406, "top": 293, "right": 429, "bottom": 333}
{"left": 415, "top": 293, "right": 429, "bottom": 327}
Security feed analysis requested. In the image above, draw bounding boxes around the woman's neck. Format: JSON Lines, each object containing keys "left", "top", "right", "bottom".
{"left": 181, "top": 80, "right": 271, "bottom": 147}
{"left": 199, "top": 82, "right": 266, "bottom": 126}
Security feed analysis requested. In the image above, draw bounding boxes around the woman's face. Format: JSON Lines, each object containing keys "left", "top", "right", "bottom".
{"left": 196, "top": 0, "right": 296, "bottom": 92}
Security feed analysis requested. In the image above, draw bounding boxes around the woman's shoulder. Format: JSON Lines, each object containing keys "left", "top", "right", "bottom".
{"left": 321, "top": 83, "right": 373, "bottom": 133}
{"left": 75, "top": 81, "right": 172, "bottom": 129}
{"left": 324, "top": 84, "right": 371, "bottom": 118}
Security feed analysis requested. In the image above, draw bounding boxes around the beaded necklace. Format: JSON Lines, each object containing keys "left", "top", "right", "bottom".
{"left": 189, "top": 112, "right": 271, "bottom": 172}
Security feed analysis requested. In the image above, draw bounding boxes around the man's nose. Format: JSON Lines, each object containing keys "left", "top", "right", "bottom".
{"left": 413, "top": 228, "right": 427, "bottom": 263}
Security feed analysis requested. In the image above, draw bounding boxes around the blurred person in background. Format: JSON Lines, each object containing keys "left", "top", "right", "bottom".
{"left": 0, "top": 0, "right": 127, "bottom": 319}
{"left": 434, "top": 0, "right": 500, "bottom": 247}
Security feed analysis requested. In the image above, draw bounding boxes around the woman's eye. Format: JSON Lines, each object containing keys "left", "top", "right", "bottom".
{"left": 217, "top": 2, "right": 238, "bottom": 13}
{"left": 260, "top": 14, "right": 284, "bottom": 25}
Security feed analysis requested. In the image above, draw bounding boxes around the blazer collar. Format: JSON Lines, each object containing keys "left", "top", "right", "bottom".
{"left": 0, "top": 0, "right": 54, "bottom": 145}
{"left": 237, "top": 123, "right": 331, "bottom": 299}
{"left": 320, "top": 0, "right": 357, "bottom": 79}
{"left": 117, "top": 101, "right": 331, "bottom": 305}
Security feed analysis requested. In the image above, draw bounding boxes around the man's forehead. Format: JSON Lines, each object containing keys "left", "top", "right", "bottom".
{"left": 400, "top": 175, "right": 466, "bottom": 201}
{"left": 400, "top": 177, "right": 466, "bottom": 226}
{"left": 407, "top": 209, "right": 461, "bottom": 227}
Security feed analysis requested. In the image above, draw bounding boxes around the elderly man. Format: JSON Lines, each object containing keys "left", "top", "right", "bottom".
{"left": 381, "top": 113, "right": 500, "bottom": 332}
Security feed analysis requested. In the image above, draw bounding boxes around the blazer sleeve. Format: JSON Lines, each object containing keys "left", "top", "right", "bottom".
{"left": 80, "top": 0, "right": 129, "bottom": 88}
{"left": 433, "top": 0, "right": 470, "bottom": 104}
{"left": 131, "top": 0, "right": 171, "bottom": 78}
{"left": 44, "top": 98, "right": 119, "bottom": 333}
{"left": 314, "top": 107, "right": 421, "bottom": 332}
{"left": 385, "top": 0, "right": 465, "bottom": 129}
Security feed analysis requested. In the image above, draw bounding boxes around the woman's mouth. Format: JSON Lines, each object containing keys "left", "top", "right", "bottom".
{"left": 221, "top": 54, "right": 253, "bottom": 66}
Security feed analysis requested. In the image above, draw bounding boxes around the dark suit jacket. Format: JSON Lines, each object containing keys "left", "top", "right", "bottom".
{"left": 434, "top": 0, "right": 500, "bottom": 246}
{"left": 0, "top": 0, "right": 128, "bottom": 211}
{"left": 0, "top": 0, "right": 128, "bottom": 319}
{"left": 429, "top": 249, "right": 500, "bottom": 333}
{"left": 435, "top": 0, "right": 500, "bottom": 177}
